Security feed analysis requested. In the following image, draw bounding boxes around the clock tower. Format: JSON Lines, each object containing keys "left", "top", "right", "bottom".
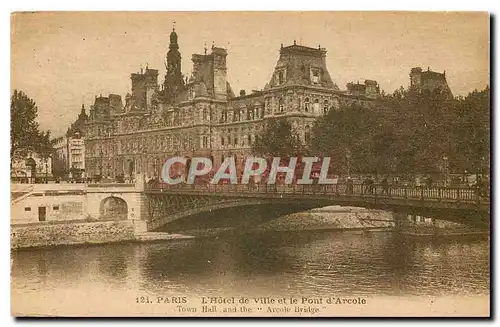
{"left": 164, "top": 25, "right": 185, "bottom": 103}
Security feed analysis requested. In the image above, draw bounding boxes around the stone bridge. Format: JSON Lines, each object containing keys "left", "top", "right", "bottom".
{"left": 11, "top": 176, "right": 491, "bottom": 233}
{"left": 142, "top": 182, "right": 490, "bottom": 231}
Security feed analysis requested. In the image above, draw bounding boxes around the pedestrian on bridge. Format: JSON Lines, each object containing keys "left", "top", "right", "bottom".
{"left": 425, "top": 176, "right": 433, "bottom": 188}
{"left": 381, "top": 177, "right": 389, "bottom": 195}
{"left": 346, "top": 177, "right": 353, "bottom": 195}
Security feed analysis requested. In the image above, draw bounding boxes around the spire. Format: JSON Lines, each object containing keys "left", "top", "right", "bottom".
{"left": 165, "top": 24, "right": 184, "bottom": 104}
{"left": 169, "top": 22, "right": 178, "bottom": 50}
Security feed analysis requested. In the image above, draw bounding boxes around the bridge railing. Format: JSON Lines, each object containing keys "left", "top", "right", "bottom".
{"left": 145, "top": 182, "right": 489, "bottom": 204}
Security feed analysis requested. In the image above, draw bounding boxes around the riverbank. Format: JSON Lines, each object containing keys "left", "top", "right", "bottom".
{"left": 10, "top": 220, "right": 199, "bottom": 250}
{"left": 11, "top": 206, "right": 486, "bottom": 249}
{"left": 11, "top": 220, "right": 137, "bottom": 250}
{"left": 255, "top": 206, "right": 394, "bottom": 231}
{"left": 10, "top": 206, "right": 393, "bottom": 249}
{"left": 163, "top": 206, "right": 394, "bottom": 238}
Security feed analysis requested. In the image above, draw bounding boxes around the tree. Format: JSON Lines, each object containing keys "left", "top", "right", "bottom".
{"left": 252, "top": 118, "right": 305, "bottom": 158}
{"left": 310, "top": 103, "right": 380, "bottom": 175}
{"left": 449, "top": 86, "right": 490, "bottom": 174}
{"left": 10, "top": 90, "right": 54, "bottom": 160}
{"left": 308, "top": 85, "right": 491, "bottom": 180}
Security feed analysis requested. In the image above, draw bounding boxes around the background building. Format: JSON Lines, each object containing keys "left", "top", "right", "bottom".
{"left": 52, "top": 105, "right": 88, "bottom": 180}
{"left": 409, "top": 66, "right": 453, "bottom": 98}
{"left": 11, "top": 152, "right": 52, "bottom": 183}
{"left": 84, "top": 29, "right": 384, "bottom": 181}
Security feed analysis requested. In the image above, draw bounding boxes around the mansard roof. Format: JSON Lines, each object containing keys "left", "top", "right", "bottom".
{"left": 267, "top": 43, "right": 339, "bottom": 90}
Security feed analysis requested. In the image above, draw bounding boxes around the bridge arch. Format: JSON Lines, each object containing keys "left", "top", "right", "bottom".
{"left": 146, "top": 196, "right": 330, "bottom": 231}
{"left": 99, "top": 196, "right": 128, "bottom": 220}
{"left": 144, "top": 186, "right": 490, "bottom": 231}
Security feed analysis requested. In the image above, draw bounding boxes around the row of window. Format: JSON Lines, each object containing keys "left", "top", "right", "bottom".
{"left": 265, "top": 97, "right": 339, "bottom": 114}
{"left": 25, "top": 206, "right": 59, "bottom": 211}
{"left": 275, "top": 68, "right": 321, "bottom": 85}
{"left": 220, "top": 107, "right": 265, "bottom": 123}
{"left": 220, "top": 134, "right": 255, "bottom": 148}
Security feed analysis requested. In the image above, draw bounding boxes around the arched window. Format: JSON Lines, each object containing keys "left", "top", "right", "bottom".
{"left": 278, "top": 98, "right": 285, "bottom": 113}
{"left": 323, "top": 100, "right": 329, "bottom": 115}
{"left": 304, "top": 125, "right": 311, "bottom": 143}
{"left": 265, "top": 99, "right": 269, "bottom": 111}
{"left": 304, "top": 97, "right": 310, "bottom": 112}
{"left": 313, "top": 99, "right": 320, "bottom": 114}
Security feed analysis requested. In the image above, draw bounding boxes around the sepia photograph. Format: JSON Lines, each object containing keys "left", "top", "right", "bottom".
{"left": 10, "top": 11, "right": 490, "bottom": 317}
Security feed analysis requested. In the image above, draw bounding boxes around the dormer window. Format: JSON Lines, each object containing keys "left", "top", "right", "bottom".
{"left": 275, "top": 69, "right": 286, "bottom": 85}
{"left": 311, "top": 68, "right": 320, "bottom": 84}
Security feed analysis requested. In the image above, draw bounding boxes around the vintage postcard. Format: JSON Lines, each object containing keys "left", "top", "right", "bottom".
{"left": 10, "top": 11, "right": 490, "bottom": 317}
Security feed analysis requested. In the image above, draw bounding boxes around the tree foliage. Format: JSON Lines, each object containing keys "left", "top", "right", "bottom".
{"left": 309, "top": 86, "right": 490, "bottom": 177}
{"left": 252, "top": 118, "right": 305, "bottom": 158}
{"left": 449, "top": 87, "right": 490, "bottom": 174}
{"left": 311, "top": 103, "right": 380, "bottom": 174}
{"left": 11, "top": 90, "right": 53, "bottom": 159}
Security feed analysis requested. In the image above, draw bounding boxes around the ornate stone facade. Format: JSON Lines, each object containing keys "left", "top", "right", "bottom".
{"left": 85, "top": 30, "right": 381, "bottom": 180}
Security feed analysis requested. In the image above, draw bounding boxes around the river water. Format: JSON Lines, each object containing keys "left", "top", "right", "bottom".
{"left": 12, "top": 229, "right": 490, "bottom": 306}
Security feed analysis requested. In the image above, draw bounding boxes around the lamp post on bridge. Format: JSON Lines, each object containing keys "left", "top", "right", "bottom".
{"left": 442, "top": 156, "right": 449, "bottom": 187}
{"left": 345, "top": 148, "right": 351, "bottom": 177}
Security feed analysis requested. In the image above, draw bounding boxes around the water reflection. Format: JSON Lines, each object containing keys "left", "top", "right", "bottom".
{"left": 12, "top": 231, "right": 490, "bottom": 299}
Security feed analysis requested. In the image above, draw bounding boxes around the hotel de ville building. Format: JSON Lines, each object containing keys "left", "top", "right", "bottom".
{"left": 84, "top": 28, "right": 383, "bottom": 180}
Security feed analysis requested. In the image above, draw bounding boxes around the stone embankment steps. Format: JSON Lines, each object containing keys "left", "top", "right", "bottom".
{"left": 134, "top": 232, "right": 195, "bottom": 242}
{"left": 11, "top": 185, "right": 34, "bottom": 204}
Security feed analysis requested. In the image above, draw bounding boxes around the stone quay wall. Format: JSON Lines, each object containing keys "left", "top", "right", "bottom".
{"left": 11, "top": 220, "right": 136, "bottom": 250}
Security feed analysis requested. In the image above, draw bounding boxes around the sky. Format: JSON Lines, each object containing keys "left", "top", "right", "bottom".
{"left": 11, "top": 11, "right": 490, "bottom": 137}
